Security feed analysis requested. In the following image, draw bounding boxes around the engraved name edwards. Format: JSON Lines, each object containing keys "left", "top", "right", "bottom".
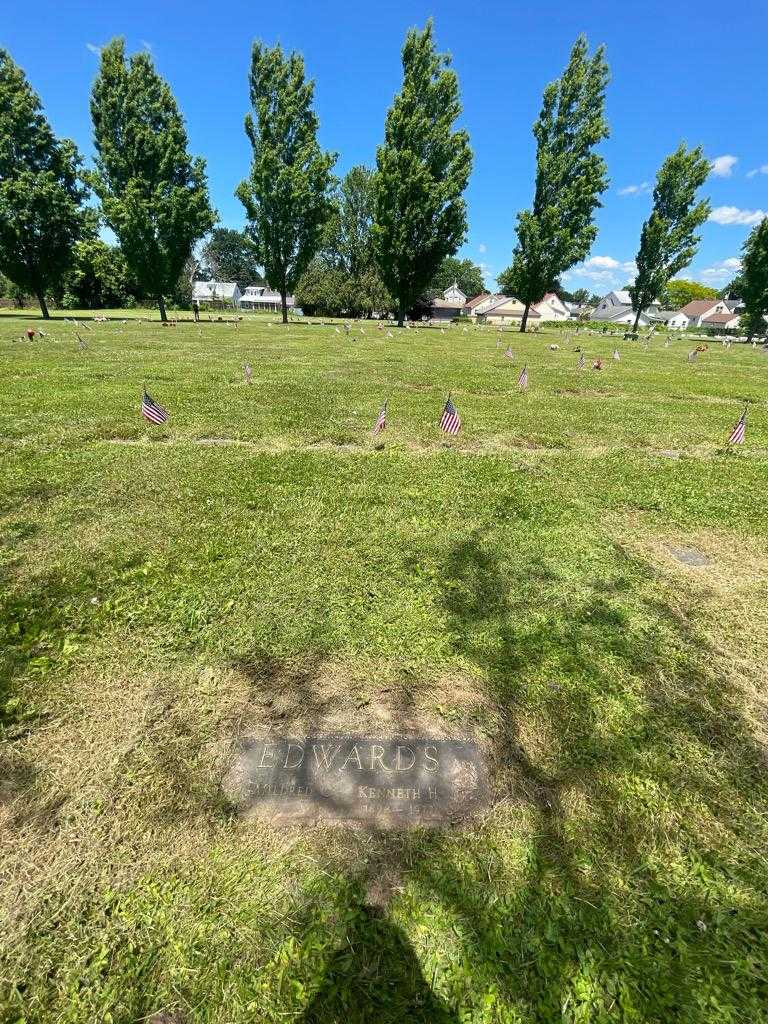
{"left": 223, "top": 735, "right": 489, "bottom": 826}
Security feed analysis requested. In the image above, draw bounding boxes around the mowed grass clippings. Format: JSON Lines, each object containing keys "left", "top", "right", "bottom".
{"left": 1, "top": 309, "right": 767, "bottom": 1023}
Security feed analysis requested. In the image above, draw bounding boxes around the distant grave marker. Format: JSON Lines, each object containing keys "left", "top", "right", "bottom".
{"left": 224, "top": 735, "right": 489, "bottom": 827}
{"left": 667, "top": 545, "right": 712, "bottom": 567}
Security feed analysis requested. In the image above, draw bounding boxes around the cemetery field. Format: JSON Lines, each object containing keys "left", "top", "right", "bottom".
{"left": 2, "top": 311, "right": 768, "bottom": 1023}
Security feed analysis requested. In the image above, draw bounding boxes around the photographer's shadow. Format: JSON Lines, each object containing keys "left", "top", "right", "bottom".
{"left": 301, "top": 902, "right": 458, "bottom": 1024}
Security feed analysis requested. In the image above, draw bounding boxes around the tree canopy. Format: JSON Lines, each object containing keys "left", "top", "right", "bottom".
{"left": 428, "top": 257, "right": 485, "bottom": 299}
{"left": 498, "top": 36, "right": 610, "bottom": 332}
{"left": 89, "top": 38, "right": 215, "bottom": 321}
{"left": 372, "top": 20, "right": 472, "bottom": 326}
{"left": 629, "top": 144, "right": 710, "bottom": 331}
{"left": 0, "top": 48, "right": 88, "bottom": 318}
{"left": 660, "top": 278, "right": 717, "bottom": 309}
{"left": 201, "top": 228, "right": 263, "bottom": 289}
{"left": 738, "top": 219, "right": 768, "bottom": 339}
{"left": 237, "top": 42, "right": 336, "bottom": 323}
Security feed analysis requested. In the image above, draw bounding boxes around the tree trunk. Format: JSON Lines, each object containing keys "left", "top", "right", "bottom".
{"left": 519, "top": 302, "right": 531, "bottom": 333}
{"left": 158, "top": 295, "right": 168, "bottom": 322}
{"left": 631, "top": 308, "right": 642, "bottom": 335}
{"left": 280, "top": 288, "right": 288, "bottom": 324}
{"left": 36, "top": 291, "right": 50, "bottom": 320}
{"left": 397, "top": 304, "right": 405, "bottom": 329}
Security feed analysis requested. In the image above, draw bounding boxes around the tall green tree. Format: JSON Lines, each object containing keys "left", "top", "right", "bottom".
{"left": 428, "top": 257, "right": 485, "bottom": 299}
{"left": 498, "top": 36, "right": 610, "bottom": 332}
{"left": 373, "top": 20, "right": 472, "bottom": 327}
{"left": 0, "top": 49, "right": 88, "bottom": 318}
{"left": 296, "top": 165, "right": 392, "bottom": 317}
{"left": 629, "top": 145, "right": 711, "bottom": 332}
{"left": 201, "top": 227, "right": 263, "bottom": 289}
{"left": 89, "top": 39, "right": 215, "bottom": 322}
{"left": 738, "top": 219, "right": 768, "bottom": 340}
{"left": 237, "top": 42, "right": 336, "bottom": 324}
{"left": 661, "top": 277, "right": 717, "bottom": 309}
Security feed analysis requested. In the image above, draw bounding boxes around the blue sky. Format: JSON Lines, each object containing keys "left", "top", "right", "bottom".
{"left": 3, "top": 0, "right": 767, "bottom": 295}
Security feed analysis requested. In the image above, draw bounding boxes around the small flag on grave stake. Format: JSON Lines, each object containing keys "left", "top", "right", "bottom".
{"left": 577, "top": 352, "right": 586, "bottom": 369}
{"left": 141, "top": 390, "right": 169, "bottom": 425}
{"left": 504, "top": 345, "right": 514, "bottom": 360}
{"left": 728, "top": 406, "right": 747, "bottom": 445}
{"left": 373, "top": 400, "right": 387, "bottom": 436}
{"left": 687, "top": 349, "right": 698, "bottom": 363}
{"left": 439, "top": 394, "right": 461, "bottom": 435}
{"left": 613, "top": 348, "right": 620, "bottom": 361}
{"left": 244, "top": 363, "right": 253, "bottom": 384}
{"left": 518, "top": 365, "right": 529, "bottom": 390}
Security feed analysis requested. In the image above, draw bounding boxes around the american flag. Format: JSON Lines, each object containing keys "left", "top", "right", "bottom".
{"left": 728, "top": 406, "right": 747, "bottom": 445}
{"left": 518, "top": 365, "right": 528, "bottom": 390}
{"left": 687, "top": 349, "right": 698, "bottom": 363}
{"left": 141, "top": 391, "right": 169, "bottom": 425}
{"left": 577, "top": 352, "right": 586, "bottom": 369}
{"left": 373, "top": 400, "right": 387, "bottom": 435}
{"left": 440, "top": 395, "right": 461, "bottom": 434}
{"left": 504, "top": 345, "right": 514, "bottom": 360}
{"left": 244, "top": 362, "right": 253, "bottom": 383}
{"left": 613, "top": 348, "right": 620, "bottom": 361}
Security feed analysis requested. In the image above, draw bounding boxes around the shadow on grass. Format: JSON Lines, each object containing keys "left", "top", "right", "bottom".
{"left": 274, "top": 526, "right": 768, "bottom": 1021}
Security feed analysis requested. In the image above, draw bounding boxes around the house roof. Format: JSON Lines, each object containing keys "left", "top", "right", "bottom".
{"left": 482, "top": 296, "right": 541, "bottom": 317}
{"left": 679, "top": 299, "right": 721, "bottom": 316}
{"left": 465, "top": 292, "right": 494, "bottom": 309}
{"left": 702, "top": 312, "right": 738, "bottom": 324}
{"left": 193, "top": 280, "right": 239, "bottom": 299}
{"left": 431, "top": 298, "right": 465, "bottom": 309}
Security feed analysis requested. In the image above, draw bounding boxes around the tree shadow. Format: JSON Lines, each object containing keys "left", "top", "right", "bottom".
{"left": 299, "top": 900, "right": 458, "bottom": 1024}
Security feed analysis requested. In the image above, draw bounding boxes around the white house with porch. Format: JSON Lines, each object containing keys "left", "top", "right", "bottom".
{"left": 192, "top": 281, "right": 242, "bottom": 308}
{"left": 240, "top": 286, "right": 295, "bottom": 312}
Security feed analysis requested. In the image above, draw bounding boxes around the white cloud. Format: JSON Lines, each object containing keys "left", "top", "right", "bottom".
{"left": 746, "top": 164, "right": 768, "bottom": 178}
{"left": 86, "top": 42, "right": 102, "bottom": 54}
{"left": 709, "top": 206, "right": 767, "bottom": 226}
{"left": 478, "top": 243, "right": 487, "bottom": 254}
{"left": 710, "top": 155, "right": 738, "bottom": 178}
{"left": 697, "top": 257, "right": 742, "bottom": 283}
{"left": 564, "top": 256, "right": 637, "bottom": 286}
{"left": 618, "top": 182, "right": 651, "bottom": 196}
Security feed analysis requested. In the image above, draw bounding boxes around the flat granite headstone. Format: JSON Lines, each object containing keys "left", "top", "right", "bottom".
{"left": 223, "top": 735, "right": 489, "bottom": 827}
{"left": 667, "top": 545, "right": 712, "bottom": 567}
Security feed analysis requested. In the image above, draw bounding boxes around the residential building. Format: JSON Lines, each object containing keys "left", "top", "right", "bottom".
{"left": 464, "top": 293, "right": 502, "bottom": 317}
{"left": 661, "top": 310, "right": 691, "bottom": 330}
{"left": 701, "top": 312, "right": 741, "bottom": 330}
{"left": 430, "top": 282, "right": 468, "bottom": 321}
{"left": 592, "top": 289, "right": 660, "bottom": 323}
{"left": 477, "top": 296, "right": 541, "bottom": 325}
{"left": 532, "top": 292, "right": 570, "bottom": 321}
{"left": 240, "top": 286, "right": 295, "bottom": 312}
{"left": 677, "top": 298, "right": 732, "bottom": 327}
{"left": 192, "top": 281, "right": 241, "bottom": 308}
{"left": 442, "top": 281, "right": 467, "bottom": 306}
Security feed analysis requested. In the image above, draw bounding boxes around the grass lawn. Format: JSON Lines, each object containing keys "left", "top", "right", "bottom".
{"left": 1, "top": 309, "right": 767, "bottom": 1023}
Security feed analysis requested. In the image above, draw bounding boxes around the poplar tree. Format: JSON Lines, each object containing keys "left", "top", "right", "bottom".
{"left": 498, "top": 36, "right": 609, "bottom": 332}
{"left": 236, "top": 42, "right": 336, "bottom": 324}
{"left": 0, "top": 49, "right": 87, "bottom": 318}
{"left": 629, "top": 144, "right": 710, "bottom": 333}
{"left": 373, "top": 20, "right": 472, "bottom": 328}
{"left": 738, "top": 218, "right": 768, "bottom": 340}
{"left": 89, "top": 39, "right": 214, "bottom": 322}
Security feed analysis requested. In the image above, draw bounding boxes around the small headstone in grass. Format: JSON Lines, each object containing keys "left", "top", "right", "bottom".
{"left": 667, "top": 545, "right": 712, "bottom": 567}
{"left": 224, "top": 735, "right": 489, "bottom": 827}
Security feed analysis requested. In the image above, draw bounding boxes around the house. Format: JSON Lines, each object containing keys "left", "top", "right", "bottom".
{"left": 677, "top": 298, "right": 732, "bottom": 327}
{"left": 592, "top": 289, "right": 660, "bottom": 323}
{"left": 192, "top": 281, "right": 241, "bottom": 308}
{"left": 659, "top": 310, "right": 691, "bottom": 330}
{"left": 239, "top": 286, "right": 295, "bottom": 312}
{"left": 464, "top": 292, "right": 502, "bottom": 317}
{"left": 598, "top": 307, "right": 651, "bottom": 327}
{"left": 477, "top": 296, "right": 541, "bottom": 325}
{"left": 567, "top": 303, "right": 595, "bottom": 320}
{"left": 531, "top": 292, "right": 570, "bottom": 321}
{"left": 701, "top": 312, "right": 741, "bottom": 330}
{"left": 430, "top": 282, "right": 468, "bottom": 321}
